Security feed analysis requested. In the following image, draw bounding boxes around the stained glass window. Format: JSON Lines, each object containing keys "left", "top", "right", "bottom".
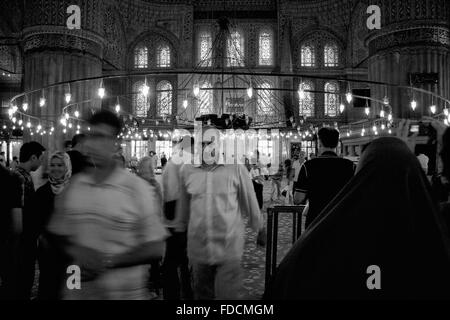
{"left": 259, "top": 30, "right": 273, "bottom": 66}
{"left": 227, "top": 31, "right": 244, "bottom": 67}
{"left": 324, "top": 43, "right": 339, "bottom": 67}
{"left": 299, "top": 81, "right": 315, "bottom": 118}
{"left": 199, "top": 31, "right": 212, "bottom": 67}
{"left": 198, "top": 81, "right": 213, "bottom": 114}
{"left": 157, "top": 44, "right": 171, "bottom": 68}
{"left": 325, "top": 81, "right": 339, "bottom": 117}
{"left": 132, "top": 81, "right": 149, "bottom": 117}
{"left": 134, "top": 46, "right": 148, "bottom": 68}
{"left": 301, "top": 45, "right": 315, "bottom": 67}
{"left": 257, "top": 82, "right": 274, "bottom": 116}
{"left": 156, "top": 81, "right": 172, "bottom": 116}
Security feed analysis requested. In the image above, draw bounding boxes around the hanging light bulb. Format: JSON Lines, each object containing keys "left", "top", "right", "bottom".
{"left": 346, "top": 92, "right": 353, "bottom": 104}
{"left": 65, "top": 93, "right": 71, "bottom": 104}
{"left": 372, "top": 125, "right": 377, "bottom": 132}
{"left": 388, "top": 129, "right": 392, "bottom": 134}
{"left": 339, "top": 103, "right": 345, "bottom": 113}
{"left": 193, "top": 83, "right": 200, "bottom": 97}
{"left": 12, "top": 105, "right": 18, "bottom": 113}
{"left": 98, "top": 86, "right": 105, "bottom": 99}
{"left": 380, "top": 110, "right": 385, "bottom": 118}
{"left": 183, "top": 99, "right": 188, "bottom": 109}
{"left": 8, "top": 108, "right": 14, "bottom": 117}
{"left": 63, "top": 128, "right": 67, "bottom": 134}
{"left": 2, "top": 125, "right": 6, "bottom": 129}
{"left": 26, "top": 121, "right": 31, "bottom": 128}
{"left": 383, "top": 96, "right": 389, "bottom": 106}
{"left": 88, "top": 127, "right": 90, "bottom": 131}
{"left": 430, "top": 105, "right": 436, "bottom": 114}
{"left": 447, "top": 114, "right": 450, "bottom": 123}
{"left": 12, "top": 126, "right": 15, "bottom": 130}
{"left": 37, "top": 124, "right": 42, "bottom": 131}
{"left": 445, "top": 119, "right": 449, "bottom": 126}
{"left": 115, "top": 104, "right": 120, "bottom": 113}
{"left": 410, "top": 99, "right": 417, "bottom": 111}
{"left": 12, "top": 117, "right": 16, "bottom": 123}
{"left": 65, "top": 112, "right": 69, "bottom": 120}
{"left": 445, "top": 108, "right": 449, "bottom": 116}
{"left": 74, "top": 110, "right": 80, "bottom": 118}
{"left": 22, "top": 103, "right": 28, "bottom": 112}
{"left": 365, "top": 107, "right": 370, "bottom": 116}
{"left": 68, "top": 123, "right": 73, "bottom": 129}
{"left": 51, "top": 127, "right": 54, "bottom": 132}
{"left": 381, "top": 124, "right": 386, "bottom": 130}
{"left": 60, "top": 118, "right": 67, "bottom": 126}
{"left": 388, "top": 113, "right": 393, "bottom": 121}
{"left": 18, "top": 119, "right": 23, "bottom": 126}
{"left": 39, "top": 97, "right": 46, "bottom": 107}
{"left": 30, "top": 132, "right": 34, "bottom": 136}
{"left": 247, "top": 86, "right": 253, "bottom": 98}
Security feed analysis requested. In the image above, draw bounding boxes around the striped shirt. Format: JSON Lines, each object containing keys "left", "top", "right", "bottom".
{"left": 48, "top": 167, "right": 168, "bottom": 299}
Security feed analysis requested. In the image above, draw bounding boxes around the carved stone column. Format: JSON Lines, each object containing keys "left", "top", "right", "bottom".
{"left": 22, "top": 0, "right": 106, "bottom": 152}
{"left": 366, "top": 0, "right": 450, "bottom": 118}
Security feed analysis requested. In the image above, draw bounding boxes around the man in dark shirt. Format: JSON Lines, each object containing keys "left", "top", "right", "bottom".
{"left": 0, "top": 165, "right": 22, "bottom": 299}
{"left": 12, "top": 141, "right": 46, "bottom": 299}
{"left": 294, "top": 127, "right": 355, "bottom": 229}
{"left": 66, "top": 133, "right": 87, "bottom": 175}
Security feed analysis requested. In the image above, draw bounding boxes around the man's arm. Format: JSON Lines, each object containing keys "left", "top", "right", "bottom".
{"left": 238, "top": 165, "right": 263, "bottom": 232}
{"left": 293, "top": 164, "right": 309, "bottom": 205}
{"left": 106, "top": 241, "right": 165, "bottom": 269}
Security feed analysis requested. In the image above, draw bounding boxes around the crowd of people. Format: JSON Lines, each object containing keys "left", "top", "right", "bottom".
{"left": 1, "top": 109, "right": 450, "bottom": 300}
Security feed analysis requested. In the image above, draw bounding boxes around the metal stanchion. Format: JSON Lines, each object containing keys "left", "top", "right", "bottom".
{"left": 264, "top": 205, "right": 306, "bottom": 292}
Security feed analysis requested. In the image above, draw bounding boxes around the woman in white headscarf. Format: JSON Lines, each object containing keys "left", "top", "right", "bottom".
{"left": 34, "top": 151, "right": 72, "bottom": 300}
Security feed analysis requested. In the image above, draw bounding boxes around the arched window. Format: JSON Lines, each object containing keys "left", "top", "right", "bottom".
{"left": 134, "top": 46, "right": 148, "bottom": 68}
{"left": 198, "top": 31, "right": 212, "bottom": 67}
{"left": 259, "top": 29, "right": 273, "bottom": 66}
{"left": 156, "top": 81, "right": 172, "bottom": 117}
{"left": 324, "top": 43, "right": 339, "bottom": 67}
{"left": 299, "top": 81, "right": 315, "bottom": 118}
{"left": 132, "top": 81, "right": 149, "bottom": 117}
{"left": 301, "top": 45, "right": 315, "bottom": 67}
{"left": 257, "top": 81, "right": 274, "bottom": 116}
{"left": 324, "top": 81, "right": 339, "bottom": 117}
{"left": 227, "top": 30, "right": 244, "bottom": 67}
{"left": 157, "top": 44, "right": 171, "bottom": 68}
{"left": 198, "top": 81, "right": 213, "bottom": 115}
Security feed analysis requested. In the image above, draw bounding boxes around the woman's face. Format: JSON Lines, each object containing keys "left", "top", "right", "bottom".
{"left": 49, "top": 157, "right": 66, "bottom": 180}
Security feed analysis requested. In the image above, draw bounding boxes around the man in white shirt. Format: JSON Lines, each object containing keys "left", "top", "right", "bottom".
{"left": 176, "top": 131, "right": 263, "bottom": 299}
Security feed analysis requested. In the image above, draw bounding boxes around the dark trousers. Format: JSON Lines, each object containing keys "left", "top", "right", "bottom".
{"left": 0, "top": 235, "right": 22, "bottom": 299}
{"left": 162, "top": 229, "right": 193, "bottom": 300}
{"left": 18, "top": 234, "right": 38, "bottom": 300}
{"left": 37, "top": 236, "right": 66, "bottom": 300}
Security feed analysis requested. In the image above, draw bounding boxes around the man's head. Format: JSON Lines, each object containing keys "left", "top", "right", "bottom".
{"left": 19, "top": 141, "right": 46, "bottom": 171}
{"left": 84, "top": 109, "right": 122, "bottom": 168}
{"left": 318, "top": 127, "right": 340, "bottom": 152}
{"left": 149, "top": 151, "right": 155, "bottom": 157}
{"left": 71, "top": 133, "right": 86, "bottom": 152}
{"left": 64, "top": 140, "right": 72, "bottom": 151}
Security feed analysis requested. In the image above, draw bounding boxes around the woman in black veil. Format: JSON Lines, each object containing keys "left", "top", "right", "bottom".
{"left": 265, "top": 137, "right": 450, "bottom": 299}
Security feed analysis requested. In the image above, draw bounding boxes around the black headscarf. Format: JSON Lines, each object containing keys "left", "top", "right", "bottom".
{"left": 265, "top": 137, "right": 450, "bottom": 299}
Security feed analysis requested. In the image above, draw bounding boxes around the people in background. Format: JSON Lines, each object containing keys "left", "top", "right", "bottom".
{"left": 12, "top": 141, "right": 46, "bottom": 299}
{"left": 270, "top": 163, "right": 284, "bottom": 202}
{"left": 47, "top": 110, "right": 167, "bottom": 299}
{"left": 34, "top": 152, "right": 72, "bottom": 300}
{"left": 63, "top": 140, "right": 72, "bottom": 153}
{"left": 283, "top": 159, "right": 295, "bottom": 205}
{"left": 417, "top": 153, "right": 429, "bottom": 174}
{"left": 10, "top": 156, "right": 19, "bottom": 170}
{"left": 66, "top": 133, "right": 87, "bottom": 175}
{"left": 161, "top": 137, "right": 193, "bottom": 300}
{"left": 0, "top": 151, "right": 5, "bottom": 167}
{"left": 175, "top": 131, "right": 263, "bottom": 299}
{"left": 160, "top": 152, "right": 168, "bottom": 168}
{"left": 266, "top": 137, "right": 450, "bottom": 299}
{"left": 149, "top": 151, "right": 158, "bottom": 170}
{"left": 294, "top": 128, "right": 355, "bottom": 229}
